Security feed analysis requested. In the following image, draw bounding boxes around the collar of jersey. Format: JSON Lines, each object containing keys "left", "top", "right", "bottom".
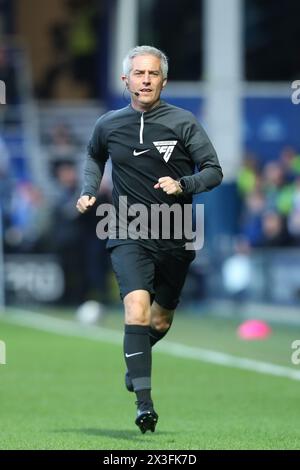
{"left": 129, "top": 100, "right": 165, "bottom": 115}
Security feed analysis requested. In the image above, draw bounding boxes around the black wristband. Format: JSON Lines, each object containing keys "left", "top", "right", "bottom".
{"left": 178, "top": 178, "right": 186, "bottom": 192}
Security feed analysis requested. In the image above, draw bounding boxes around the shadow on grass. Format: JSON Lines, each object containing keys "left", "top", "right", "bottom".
{"left": 56, "top": 428, "right": 177, "bottom": 441}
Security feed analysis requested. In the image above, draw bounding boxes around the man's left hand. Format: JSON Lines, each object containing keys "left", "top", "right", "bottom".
{"left": 154, "top": 177, "right": 183, "bottom": 195}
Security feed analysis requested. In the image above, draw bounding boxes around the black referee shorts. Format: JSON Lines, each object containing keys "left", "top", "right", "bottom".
{"left": 109, "top": 243, "right": 196, "bottom": 310}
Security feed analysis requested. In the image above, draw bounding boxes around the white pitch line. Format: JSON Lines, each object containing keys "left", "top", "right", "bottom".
{"left": 2, "top": 309, "right": 300, "bottom": 382}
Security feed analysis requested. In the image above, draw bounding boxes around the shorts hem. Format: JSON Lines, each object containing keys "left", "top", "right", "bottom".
{"left": 121, "top": 287, "right": 155, "bottom": 300}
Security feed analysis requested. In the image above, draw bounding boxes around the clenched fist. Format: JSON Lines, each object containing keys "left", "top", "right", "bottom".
{"left": 154, "top": 177, "right": 183, "bottom": 195}
{"left": 76, "top": 195, "right": 96, "bottom": 213}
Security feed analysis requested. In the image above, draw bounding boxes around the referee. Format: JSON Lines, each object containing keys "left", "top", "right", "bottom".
{"left": 77, "top": 46, "right": 223, "bottom": 433}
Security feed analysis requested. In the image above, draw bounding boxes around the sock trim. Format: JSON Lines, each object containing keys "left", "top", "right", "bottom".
{"left": 133, "top": 376, "right": 151, "bottom": 391}
{"left": 125, "top": 324, "right": 150, "bottom": 335}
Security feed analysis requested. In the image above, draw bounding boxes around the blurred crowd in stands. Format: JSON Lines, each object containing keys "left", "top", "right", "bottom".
{"left": 237, "top": 147, "right": 300, "bottom": 248}
{"left": 0, "top": 121, "right": 113, "bottom": 305}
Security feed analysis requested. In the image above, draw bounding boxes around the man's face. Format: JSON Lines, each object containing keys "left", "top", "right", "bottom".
{"left": 123, "top": 54, "right": 166, "bottom": 111}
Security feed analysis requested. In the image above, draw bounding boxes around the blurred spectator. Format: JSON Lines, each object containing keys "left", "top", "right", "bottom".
{"left": 6, "top": 181, "right": 50, "bottom": 252}
{"left": 260, "top": 211, "right": 290, "bottom": 247}
{"left": 287, "top": 178, "right": 300, "bottom": 244}
{"left": 262, "top": 161, "right": 285, "bottom": 214}
{"left": 51, "top": 161, "right": 82, "bottom": 250}
{"left": 237, "top": 154, "right": 260, "bottom": 196}
{"left": 263, "top": 161, "right": 284, "bottom": 189}
{"left": 288, "top": 210, "right": 300, "bottom": 244}
{"left": 36, "top": 0, "right": 99, "bottom": 99}
{"left": 0, "top": 136, "right": 13, "bottom": 240}
{"left": 49, "top": 161, "right": 85, "bottom": 304}
{"left": 43, "top": 122, "right": 81, "bottom": 173}
{"left": 279, "top": 146, "right": 300, "bottom": 181}
{"left": 0, "top": 135, "right": 11, "bottom": 206}
{"left": 240, "top": 190, "right": 265, "bottom": 246}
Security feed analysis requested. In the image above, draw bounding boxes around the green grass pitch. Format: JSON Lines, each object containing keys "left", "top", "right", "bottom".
{"left": 1, "top": 309, "right": 300, "bottom": 450}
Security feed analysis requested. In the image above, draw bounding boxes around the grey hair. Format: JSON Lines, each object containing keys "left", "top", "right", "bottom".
{"left": 122, "top": 45, "right": 168, "bottom": 79}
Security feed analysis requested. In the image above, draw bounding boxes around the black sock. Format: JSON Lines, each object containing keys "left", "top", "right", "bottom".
{"left": 124, "top": 324, "right": 151, "bottom": 400}
{"left": 149, "top": 323, "right": 172, "bottom": 347}
{"left": 136, "top": 389, "right": 152, "bottom": 406}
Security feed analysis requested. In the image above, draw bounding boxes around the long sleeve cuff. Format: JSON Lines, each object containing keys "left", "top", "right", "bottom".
{"left": 180, "top": 166, "right": 223, "bottom": 195}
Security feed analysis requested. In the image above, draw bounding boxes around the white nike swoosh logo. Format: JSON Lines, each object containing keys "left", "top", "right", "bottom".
{"left": 133, "top": 149, "right": 150, "bottom": 156}
{"left": 125, "top": 352, "right": 144, "bottom": 358}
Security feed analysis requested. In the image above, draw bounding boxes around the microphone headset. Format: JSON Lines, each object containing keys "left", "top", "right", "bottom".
{"left": 124, "top": 78, "right": 167, "bottom": 98}
{"left": 126, "top": 82, "right": 140, "bottom": 96}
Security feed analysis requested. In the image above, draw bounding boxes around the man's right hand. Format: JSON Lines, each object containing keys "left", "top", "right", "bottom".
{"left": 76, "top": 195, "right": 96, "bottom": 213}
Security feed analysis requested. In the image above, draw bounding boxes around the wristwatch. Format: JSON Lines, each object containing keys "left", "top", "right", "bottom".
{"left": 178, "top": 178, "right": 186, "bottom": 192}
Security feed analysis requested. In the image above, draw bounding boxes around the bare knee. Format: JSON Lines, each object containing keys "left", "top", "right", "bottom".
{"left": 151, "top": 317, "right": 172, "bottom": 332}
{"left": 124, "top": 290, "right": 151, "bottom": 325}
{"left": 151, "top": 302, "right": 174, "bottom": 332}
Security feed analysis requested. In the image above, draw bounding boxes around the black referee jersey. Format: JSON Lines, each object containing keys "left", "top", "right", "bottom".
{"left": 81, "top": 100, "right": 223, "bottom": 250}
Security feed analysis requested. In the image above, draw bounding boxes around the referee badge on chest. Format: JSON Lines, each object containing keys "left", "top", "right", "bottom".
{"left": 153, "top": 141, "right": 178, "bottom": 162}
